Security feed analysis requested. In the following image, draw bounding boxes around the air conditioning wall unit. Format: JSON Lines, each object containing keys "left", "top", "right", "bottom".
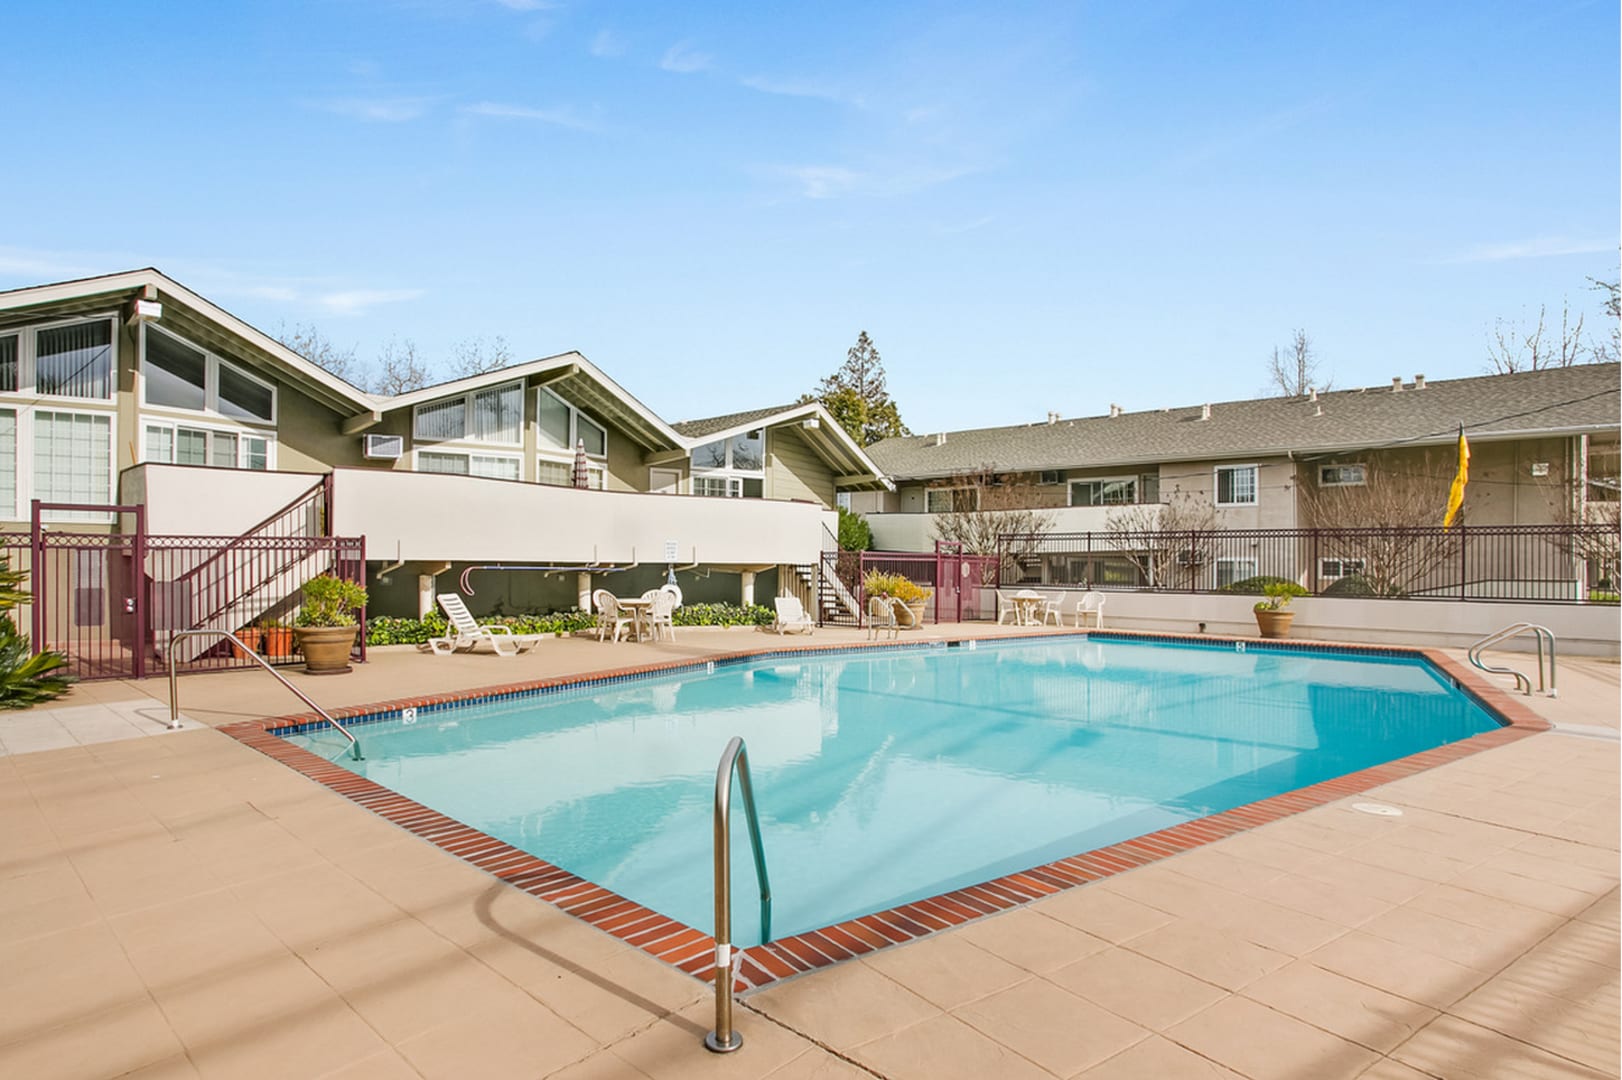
{"left": 363, "top": 434, "right": 404, "bottom": 460}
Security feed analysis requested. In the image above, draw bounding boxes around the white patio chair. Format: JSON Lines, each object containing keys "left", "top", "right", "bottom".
{"left": 1075, "top": 591, "right": 1105, "bottom": 629}
{"left": 593, "top": 589, "right": 634, "bottom": 643}
{"left": 429, "top": 594, "right": 543, "bottom": 656}
{"left": 997, "top": 592, "right": 1023, "bottom": 625}
{"left": 646, "top": 587, "right": 677, "bottom": 641}
{"left": 867, "top": 595, "right": 901, "bottom": 640}
{"left": 1038, "top": 594, "right": 1064, "bottom": 627}
{"left": 773, "top": 595, "right": 816, "bottom": 634}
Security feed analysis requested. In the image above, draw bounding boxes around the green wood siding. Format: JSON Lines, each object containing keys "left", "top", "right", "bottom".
{"left": 767, "top": 425, "right": 836, "bottom": 507}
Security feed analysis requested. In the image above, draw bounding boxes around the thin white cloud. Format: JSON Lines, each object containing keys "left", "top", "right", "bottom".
{"left": 461, "top": 101, "right": 598, "bottom": 131}
{"left": 590, "top": 29, "right": 625, "bottom": 58}
{"left": 1443, "top": 236, "right": 1617, "bottom": 264}
{"left": 740, "top": 75, "right": 862, "bottom": 108}
{"left": 312, "top": 96, "right": 433, "bottom": 123}
{"left": 0, "top": 246, "right": 108, "bottom": 281}
{"left": 316, "top": 288, "right": 426, "bottom": 316}
{"left": 660, "top": 40, "right": 711, "bottom": 74}
{"left": 492, "top": 0, "right": 558, "bottom": 10}
{"left": 771, "top": 162, "right": 977, "bottom": 200}
{"left": 780, "top": 166, "right": 864, "bottom": 200}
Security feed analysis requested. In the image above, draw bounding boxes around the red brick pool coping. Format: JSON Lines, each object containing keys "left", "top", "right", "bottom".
{"left": 218, "top": 630, "right": 1550, "bottom": 993}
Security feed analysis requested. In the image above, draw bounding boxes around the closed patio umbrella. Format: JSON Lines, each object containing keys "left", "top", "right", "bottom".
{"left": 571, "top": 438, "right": 590, "bottom": 489}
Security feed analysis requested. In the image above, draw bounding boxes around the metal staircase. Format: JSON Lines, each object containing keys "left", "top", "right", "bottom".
{"left": 160, "top": 479, "right": 338, "bottom": 663}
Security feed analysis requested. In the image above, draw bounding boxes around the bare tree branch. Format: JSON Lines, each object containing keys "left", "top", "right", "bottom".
{"left": 930, "top": 466, "right": 1055, "bottom": 583}
{"left": 1265, "top": 329, "right": 1330, "bottom": 396}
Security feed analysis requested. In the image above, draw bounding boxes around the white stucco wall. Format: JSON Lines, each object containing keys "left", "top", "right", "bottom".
{"left": 1001, "top": 588, "right": 1621, "bottom": 657}
{"left": 124, "top": 464, "right": 326, "bottom": 536}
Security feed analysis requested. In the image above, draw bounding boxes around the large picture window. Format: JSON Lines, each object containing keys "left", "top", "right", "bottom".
{"left": 0, "top": 408, "right": 15, "bottom": 517}
{"left": 143, "top": 421, "right": 271, "bottom": 471}
{"left": 0, "top": 336, "right": 17, "bottom": 393}
{"left": 418, "top": 450, "right": 521, "bottom": 480}
{"left": 1070, "top": 478, "right": 1136, "bottom": 507}
{"left": 34, "top": 411, "right": 112, "bottom": 510}
{"left": 414, "top": 380, "right": 524, "bottom": 445}
{"left": 1215, "top": 464, "right": 1259, "bottom": 506}
{"left": 37, "top": 321, "right": 114, "bottom": 399}
{"left": 926, "top": 487, "right": 978, "bottom": 513}
{"left": 537, "top": 388, "right": 606, "bottom": 456}
{"left": 142, "top": 327, "right": 276, "bottom": 423}
{"left": 690, "top": 428, "right": 765, "bottom": 498}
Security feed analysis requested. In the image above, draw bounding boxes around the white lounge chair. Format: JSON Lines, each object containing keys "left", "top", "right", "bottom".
{"left": 773, "top": 595, "right": 815, "bottom": 634}
{"left": 429, "top": 594, "right": 544, "bottom": 656}
{"left": 867, "top": 595, "right": 900, "bottom": 640}
{"left": 593, "top": 589, "right": 634, "bottom": 643}
{"left": 1075, "top": 591, "right": 1105, "bottom": 628}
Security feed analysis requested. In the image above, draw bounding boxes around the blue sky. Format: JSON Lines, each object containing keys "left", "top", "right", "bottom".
{"left": 2, "top": 1, "right": 1616, "bottom": 431}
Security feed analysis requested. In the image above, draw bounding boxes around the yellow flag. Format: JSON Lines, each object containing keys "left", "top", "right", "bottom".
{"left": 1442, "top": 427, "right": 1470, "bottom": 528}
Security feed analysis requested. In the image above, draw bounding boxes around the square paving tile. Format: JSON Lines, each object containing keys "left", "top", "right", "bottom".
{"left": 1166, "top": 995, "right": 1380, "bottom": 1080}
{"left": 1047, "top": 946, "right": 1227, "bottom": 1032}
{"left": 954, "top": 976, "right": 1149, "bottom": 1077}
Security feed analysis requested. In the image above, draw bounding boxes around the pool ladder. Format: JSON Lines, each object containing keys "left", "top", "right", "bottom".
{"left": 165, "top": 629, "right": 362, "bottom": 760}
{"left": 706, "top": 736, "right": 772, "bottom": 1054}
{"left": 1467, "top": 623, "right": 1557, "bottom": 698}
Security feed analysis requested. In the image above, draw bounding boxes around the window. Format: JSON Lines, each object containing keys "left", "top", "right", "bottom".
{"left": 536, "top": 388, "right": 608, "bottom": 457}
{"left": 1319, "top": 464, "right": 1366, "bottom": 487}
{"left": 143, "top": 421, "right": 271, "bottom": 470}
{"left": 145, "top": 330, "right": 208, "bottom": 411}
{"left": 413, "top": 380, "right": 523, "bottom": 445}
{"left": 1039, "top": 470, "right": 1065, "bottom": 485}
{"left": 418, "top": 450, "right": 521, "bottom": 480}
{"left": 143, "top": 327, "right": 276, "bottom": 423}
{"left": 1070, "top": 478, "right": 1136, "bottom": 507}
{"left": 536, "top": 457, "right": 606, "bottom": 489}
{"left": 1215, "top": 464, "right": 1258, "bottom": 506}
{"left": 926, "top": 487, "right": 978, "bottom": 513}
{"left": 1215, "top": 557, "right": 1257, "bottom": 588}
{"left": 0, "top": 408, "right": 14, "bottom": 516}
{"left": 0, "top": 335, "right": 17, "bottom": 392}
{"left": 37, "top": 321, "right": 114, "bottom": 399}
{"left": 694, "top": 476, "right": 742, "bottom": 498}
{"left": 690, "top": 427, "right": 765, "bottom": 498}
{"left": 835, "top": 491, "right": 852, "bottom": 510}
{"left": 34, "top": 411, "right": 112, "bottom": 509}
{"left": 1319, "top": 558, "right": 1365, "bottom": 580}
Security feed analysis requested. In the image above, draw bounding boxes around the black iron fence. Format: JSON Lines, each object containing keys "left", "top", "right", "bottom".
{"left": 996, "top": 523, "right": 1620, "bottom": 604}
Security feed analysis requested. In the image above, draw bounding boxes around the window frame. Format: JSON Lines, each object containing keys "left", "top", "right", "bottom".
{"left": 693, "top": 475, "right": 743, "bottom": 499}
{"left": 3, "top": 314, "right": 121, "bottom": 405}
{"left": 140, "top": 324, "right": 278, "bottom": 426}
{"left": 1319, "top": 557, "right": 1366, "bottom": 580}
{"left": 535, "top": 387, "right": 609, "bottom": 459}
{"left": 926, "top": 486, "right": 979, "bottom": 514}
{"left": 141, "top": 417, "right": 275, "bottom": 471}
{"left": 1069, "top": 476, "right": 1138, "bottom": 507}
{"left": 1214, "top": 556, "right": 1258, "bottom": 589}
{"left": 29, "top": 407, "right": 118, "bottom": 521}
{"left": 689, "top": 427, "right": 765, "bottom": 478}
{"left": 413, "top": 448, "right": 524, "bottom": 480}
{"left": 413, "top": 380, "right": 525, "bottom": 447}
{"left": 537, "top": 454, "right": 607, "bottom": 489}
{"left": 1318, "top": 463, "right": 1367, "bottom": 488}
{"left": 1214, "top": 463, "right": 1260, "bottom": 507}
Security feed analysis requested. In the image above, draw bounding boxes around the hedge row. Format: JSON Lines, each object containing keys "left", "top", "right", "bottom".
{"left": 364, "top": 603, "right": 776, "bottom": 645}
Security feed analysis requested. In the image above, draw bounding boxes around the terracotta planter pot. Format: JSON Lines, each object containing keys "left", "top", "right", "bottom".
{"left": 902, "top": 599, "right": 927, "bottom": 628}
{"left": 231, "top": 628, "right": 264, "bottom": 659}
{"left": 261, "top": 626, "right": 296, "bottom": 658}
{"left": 1254, "top": 609, "right": 1295, "bottom": 639}
{"left": 295, "top": 625, "right": 358, "bottom": 675}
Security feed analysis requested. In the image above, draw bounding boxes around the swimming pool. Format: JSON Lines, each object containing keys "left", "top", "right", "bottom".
{"left": 284, "top": 636, "right": 1500, "bottom": 949}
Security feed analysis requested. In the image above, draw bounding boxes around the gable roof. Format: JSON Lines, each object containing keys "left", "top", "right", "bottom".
{"left": 381, "top": 351, "right": 685, "bottom": 452}
{"left": 0, "top": 268, "right": 377, "bottom": 416}
{"left": 672, "top": 404, "right": 800, "bottom": 439}
{"left": 673, "top": 401, "right": 893, "bottom": 491}
{"left": 867, "top": 365, "right": 1622, "bottom": 481}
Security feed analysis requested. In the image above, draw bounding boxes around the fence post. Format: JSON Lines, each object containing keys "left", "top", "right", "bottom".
{"left": 1310, "top": 529, "right": 1320, "bottom": 595}
{"left": 29, "top": 499, "right": 43, "bottom": 654}
{"left": 132, "top": 505, "right": 147, "bottom": 680}
{"left": 1459, "top": 525, "right": 1467, "bottom": 599}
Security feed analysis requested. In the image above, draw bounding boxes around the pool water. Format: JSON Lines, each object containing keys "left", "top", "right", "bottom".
{"left": 288, "top": 638, "right": 1498, "bottom": 946}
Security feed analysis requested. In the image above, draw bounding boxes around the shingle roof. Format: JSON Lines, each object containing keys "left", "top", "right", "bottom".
{"left": 866, "top": 365, "right": 1621, "bottom": 480}
{"left": 671, "top": 404, "right": 801, "bottom": 439}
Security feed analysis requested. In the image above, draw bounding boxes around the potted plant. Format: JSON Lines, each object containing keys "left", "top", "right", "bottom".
{"left": 1253, "top": 581, "right": 1308, "bottom": 639}
{"left": 259, "top": 617, "right": 295, "bottom": 659}
{"left": 231, "top": 623, "right": 264, "bottom": 660}
{"left": 863, "top": 570, "right": 934, "bottom": 629}
{"left": 293, "top": 575, "right": 369, "bottom": 675}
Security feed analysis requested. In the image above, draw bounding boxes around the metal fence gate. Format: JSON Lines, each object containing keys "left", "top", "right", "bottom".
{"left": 818, "top": 542, "right": 999, "bottom": 626}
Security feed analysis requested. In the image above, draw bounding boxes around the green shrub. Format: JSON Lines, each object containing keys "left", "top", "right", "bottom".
{"left": 862, "top": 570, "right": 932, "bottom": 604}
{"left": 1217, "top": 575, "right": 1298, "bottom": 596}
{"left": 297, "top": 574, "right": 369, "bottom": 627}
{"left": 0, "top": 555, "right": 71, "bottom": 708}
{"left": 363, "top": 603, "right": 775, "bottom": 645}
{"left": 837, "top": 507, "right": 874, "bottom": 552}
{"left": 1323, "top": 574, "right": 1376, "bottom": 597}
{"left": 1253, "top": 580, "right": 1309, "bottom": 612}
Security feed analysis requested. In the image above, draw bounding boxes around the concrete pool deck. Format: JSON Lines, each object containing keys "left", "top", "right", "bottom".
{"left": 0, "top": 626, "right": 1616, "bottom": 1079}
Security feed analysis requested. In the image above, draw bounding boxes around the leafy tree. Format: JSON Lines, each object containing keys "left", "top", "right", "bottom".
{"left": 804, "top": 331, "right": 910, "bottom": 447}
{"left": 836, "top": 506, "right": 873, "bottom": 551}
{"left": 1265, "top": 329, "right": 1330, "bottom": 396}
{"left": 0, "top": 556, "right": 71, "bottom": 708}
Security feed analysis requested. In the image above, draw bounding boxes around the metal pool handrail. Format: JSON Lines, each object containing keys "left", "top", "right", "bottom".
{"left": 705, "top": 735, "right": 772, "bottom": 1054}
{"left": 166, "top": 629, "right": 362, "bottom": 760}
{"left": 1467, "top": 622, "right": 1557, "bottom": 697}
